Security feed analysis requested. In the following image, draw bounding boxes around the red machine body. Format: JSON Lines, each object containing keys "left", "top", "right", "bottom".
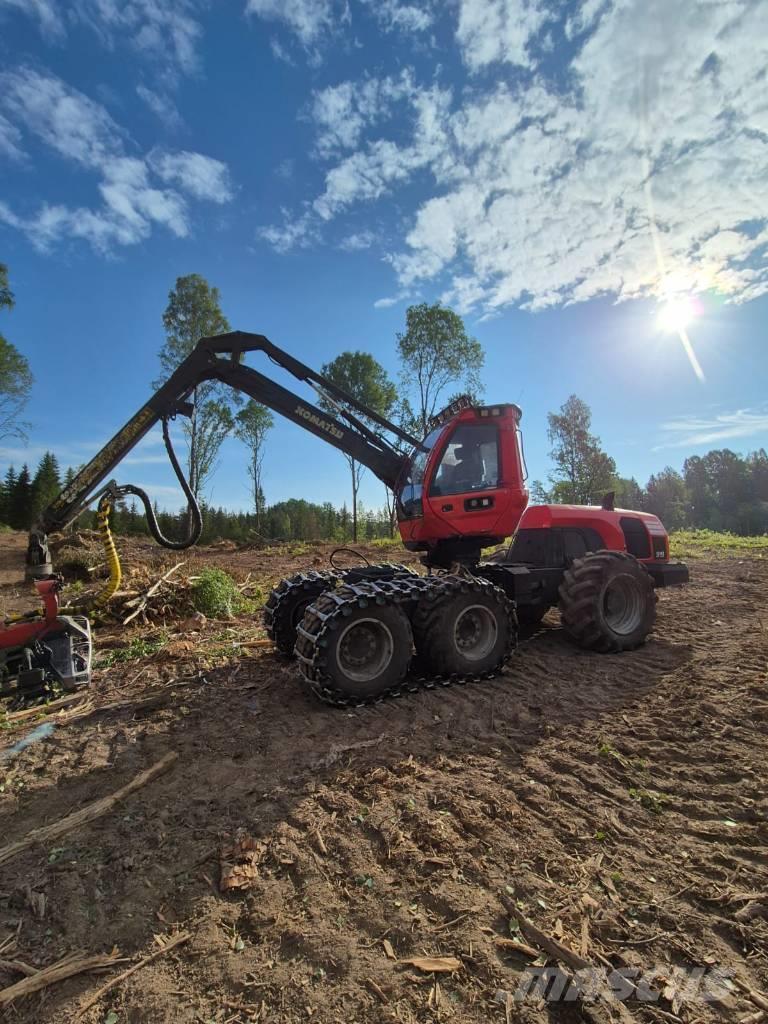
{"left": 397, "top": 401, "right": 529, "bottom": 560}
{"left": 0, "top": 578, "right": 92, "bottom": 696}
{"left": 517, "top": 504, "right": 671, "bottom": 563}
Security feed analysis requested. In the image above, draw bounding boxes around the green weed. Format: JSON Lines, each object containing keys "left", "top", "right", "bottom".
{"left": 670, "top": 529, "right": 768, "bottom": 559}
{"left": 97, "top": 633, "right": 168, "bottom": 668}
{"left": 628, "top": 787, "right": 668, "bottom": 814}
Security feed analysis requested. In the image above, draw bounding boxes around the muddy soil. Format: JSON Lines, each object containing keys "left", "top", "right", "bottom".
{"left": 0, "top": 534, "right": 765, "bottom": 1023}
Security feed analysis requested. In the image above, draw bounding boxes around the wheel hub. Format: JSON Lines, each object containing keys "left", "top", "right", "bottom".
{"left": 602, "top": 574, "right": 644, "bottom": 635}
{"left": 337, "top": 618, "right": 394, "bottom": 683}
{"left": 453, "top": 604, "right": 498, "bottom": 662}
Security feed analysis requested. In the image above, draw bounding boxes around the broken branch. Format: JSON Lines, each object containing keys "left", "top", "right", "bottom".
{"left": 0, "top": 952, "right": 126, "bottom": 1007}
{"left": 76, "top": 931, "right": 191, "bottom": 1016}
{"left": 0, "top": 752, "right": 178, "bottom": 867}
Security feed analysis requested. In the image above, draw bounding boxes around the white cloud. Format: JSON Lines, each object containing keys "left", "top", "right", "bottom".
{"left": 456, "top": 0, "right": 548, "bottom": 70}
{"left": 1, "top": 0, "right": 202, "bottom": 73}
{"left": 263, "top": 0, "right": 768, "bottom": 315}
{"left": 339, "top": 230, "right": 375, "bottom": 251}
{"left": 311, "top": 73, "right": 414, "bottom": 157}
{"left": 360, "top": 0, "right": 433, "bottom": 33}
{"left": 654, "top": 409, "right": 768, "bottom": 450}
{"left": 149, "top": 150, "right": 233, "bottom": 203}
{"left": 245, "top": 0, "right": 337, "bottom": 45}
{"left": 1, "top": 68, "right": 124, "bottom": 167}
{"left": 0, "top": 68, "right": 234, "bottom": 253}
{"left": 136, "top": 85, "right": 184, "bottom": 131}
{"left": 0, "top": 113, "right": 24, "bottom": 161}
{"left": 72, "top": 0, "right": 202, "bottom": 74}
{"left": 373, "top": 295, "right": 400, "bottom": 308}
{"left": 0, "top": 0, "right": 64, "bottom": 38}
{"left": 257, "top": 211, "right": 318, "bottom": 253}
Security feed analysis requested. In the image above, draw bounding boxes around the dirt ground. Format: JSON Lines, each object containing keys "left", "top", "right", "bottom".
{"left": 0, "top": 532, "right": 766, "bottom": 1023}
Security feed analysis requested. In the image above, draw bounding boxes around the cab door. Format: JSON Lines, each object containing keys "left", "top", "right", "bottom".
{"left": 424, "top": 421, "right": 511, "bottom": 538}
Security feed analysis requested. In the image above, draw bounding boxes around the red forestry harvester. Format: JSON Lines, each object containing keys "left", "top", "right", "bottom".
{"left": 6, "top": 332, "right": 687, "bottom": 704}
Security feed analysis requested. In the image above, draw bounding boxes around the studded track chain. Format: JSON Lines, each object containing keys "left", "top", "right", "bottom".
{"left": 263, "top": 564, "right": 418, "bottom": 648}
{"left": 293, "top": 573, "right": 518, "bottom": 708}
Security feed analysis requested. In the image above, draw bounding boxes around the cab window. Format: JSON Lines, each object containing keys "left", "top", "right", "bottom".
{"left": 429, "top": 424, "right": 500, "bottom": 496}
{"left": 397, "top": 426, "right": 442, "bottom": 517}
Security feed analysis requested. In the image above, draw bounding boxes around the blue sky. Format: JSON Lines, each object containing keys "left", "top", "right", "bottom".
{"left": 1, "top": 0, "right": 766, "bottom": 514}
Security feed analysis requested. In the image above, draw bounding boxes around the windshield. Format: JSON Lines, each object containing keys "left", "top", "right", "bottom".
{"left": 397, "top": 426, "right": 442, "bottom": 518}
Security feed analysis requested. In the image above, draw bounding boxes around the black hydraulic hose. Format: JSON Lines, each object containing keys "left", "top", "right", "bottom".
{"left": 119, "top": 417, "right": 203, "bottom": 550}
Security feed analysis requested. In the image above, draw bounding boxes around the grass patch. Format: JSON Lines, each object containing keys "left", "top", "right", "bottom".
{"left": 670, "top": 529, "right": 768, "bottom": 559}
{"left": 97, "top": 632, "right": 168, "bottom": 668}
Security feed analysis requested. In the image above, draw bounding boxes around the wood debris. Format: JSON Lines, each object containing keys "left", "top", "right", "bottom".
{"left": 401, "top": 956, "right": 462, "bottom": 973}
{"left": 0, "top": 951, "right": 127, "bottom": 1007}
{"left": 76, "top": 931, "right": 191, "bottom": 1016}
{"left": 219, "top": 832, "right": 265, "bottom": 892}
{"left": 0, "top": 752, "right": 178, "bottom": 867}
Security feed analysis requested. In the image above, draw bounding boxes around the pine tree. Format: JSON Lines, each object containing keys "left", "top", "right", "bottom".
{"left": 10, "top": 463, "right": 33, "bottom": 530}
{"left": 31, "top": 452, "right": 61, "bottom": 522}
{"left": 0, "top": 465, "right": 15, "bottom": 524}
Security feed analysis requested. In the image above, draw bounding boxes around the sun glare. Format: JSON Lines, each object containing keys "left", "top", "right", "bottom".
{"left": 656, "top": 295, "right": 696, "bottom": 334}
{"left": 655, "top": 292, "right": 706, "bottom": 382}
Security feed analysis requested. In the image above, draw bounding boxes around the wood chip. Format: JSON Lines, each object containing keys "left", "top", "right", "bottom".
{"left": 580, "top": 916, "right": 590, "bottom": 958}
{"left": 366, "top": 977, "right": 388, "bottom": 1003}
{"left": 401, "top": 956, "right": 462, "bottom": 973}
{"left": 383, "top": 939, "right": 396, "bottom": 960}
{"left": 493, "top": 938, "right": 539, "bottom": 958}
{"left": 219, "top": 833, "right": 264, "bottom": 892}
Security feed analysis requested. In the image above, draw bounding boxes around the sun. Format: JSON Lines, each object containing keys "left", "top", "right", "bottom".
{"left": 654, "top": 292, "right": 706, "bottom": 382}
{"left": 656, "top": 294, "right": 697, "bottom": 334}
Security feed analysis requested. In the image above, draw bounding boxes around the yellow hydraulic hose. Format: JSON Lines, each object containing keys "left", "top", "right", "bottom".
{"left": 94, "top": 494, "right": 122, "bottom": 608}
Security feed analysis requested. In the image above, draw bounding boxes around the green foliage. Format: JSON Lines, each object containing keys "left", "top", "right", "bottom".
{"left": 98, "top": 633, "right": 168, "bottom": 668}
{"left": 319, "top": 351, "right": 397, "bottom": 542}
{"left": 670, "top": 529, "right": 768, "bottom": 558}
{"left": 628, "top": 787, "right": 668, "bottom": 814}
{"left": 0, "top": 263, "right": 13, "bottom": 312}
{"left": 156, "top": 274, "right": 234, "bottom": 501}
{"left": 192, "top": 568, "right": 245, "bottom": 617}
{"left": 0, "top": 263, "right": 32, "bottom": 442}
{"left": 546, "top": 395, "right": 616, "bottom": 504}
{"left": 8, "top": 463, "right": 32, "bottom": 530}
{"left": 31, "top": 451, "right": 61, "bottom": 523}
{"left": 397, "top": 303, "right": 484, "bottom": 438}
{"left": 645, "top": 467, "right": 690, "bottom": 529}
{"left": 0, "top": 336, "right": 33, "bottom": 443}
{"left": 234, "top": 401, "right": 274, "bottom": 523}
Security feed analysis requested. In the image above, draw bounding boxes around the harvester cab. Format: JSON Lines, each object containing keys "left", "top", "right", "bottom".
{"left": 396, "top": 398, "right": 529, "bottom": 568}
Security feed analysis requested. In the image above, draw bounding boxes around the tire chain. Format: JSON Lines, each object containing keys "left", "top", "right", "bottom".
{"left": 263, "top": 564, "right": 417, "bottom": 646}
{"left": 293, "top": 574, "right": 518, "bottom": 708}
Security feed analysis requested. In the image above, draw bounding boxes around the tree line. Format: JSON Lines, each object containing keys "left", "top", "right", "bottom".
{"left": 535, "top": 394, "right": 768, "bottom": 535}
{"left": 4, "top": 428, "right": 766, "bottom": 541}
{"left": 1, "top": 265, "right": 766, "bottom": 539}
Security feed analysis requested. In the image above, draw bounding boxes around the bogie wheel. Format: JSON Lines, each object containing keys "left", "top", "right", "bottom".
{"left": 264, "top": 572, "right": 338, "bottom": 656}
{"left": 312, "top": 603, "right": 413, "bottom": 701}
{"left": 413, "top": 583, "right": 514, "bottom": 677}
{"left": 558, "top": 550, "right": 655, "bottom": 652}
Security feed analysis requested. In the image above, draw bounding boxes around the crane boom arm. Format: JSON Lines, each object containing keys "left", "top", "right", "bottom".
{"left": 27, "top": 331, "right": 415, "bottom": 576}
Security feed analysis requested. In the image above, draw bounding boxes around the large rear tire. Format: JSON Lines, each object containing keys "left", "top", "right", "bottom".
{"left": 558, "top": 550, "right": 655, "bottom": 652}
{"left": 412, "top": 580, "right": 514, "bottom": 677}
